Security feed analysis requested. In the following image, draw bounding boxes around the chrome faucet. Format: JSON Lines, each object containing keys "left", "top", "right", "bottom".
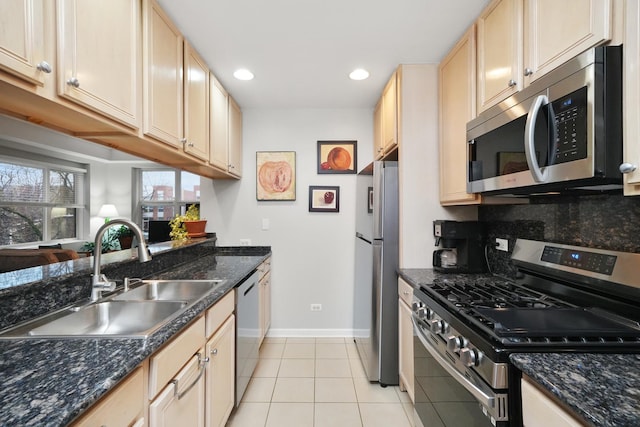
{"left": 91, "top": 218, "right": 152, "bottom": 301}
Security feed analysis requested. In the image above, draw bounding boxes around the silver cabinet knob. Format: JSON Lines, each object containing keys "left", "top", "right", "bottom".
{"left": 508, "top": 79, "right": 517, "bottom": 87}
{"left": 211, "top": 348, "right": 218, "bottom": 355}
{"left": 188, "top": 142, "right": 194, "bottom": 147}
{"left": 524, "top": 68, "right": 533, "bottom": 76}
{"left": 180, "top": 138, "right": 187, "bottom": 144}
{"left": 37, "top": 61, "right": 52, "bottom": 73}
{"left": 619, "top": 163, "right": 637, "bottom": 174}
{"left": 66, "top": 77, "right": 80, "bottom": 88}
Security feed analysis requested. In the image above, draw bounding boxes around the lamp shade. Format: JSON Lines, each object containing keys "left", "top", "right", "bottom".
{"left": 97, "top": 204, "right": 119, "bottom": 218}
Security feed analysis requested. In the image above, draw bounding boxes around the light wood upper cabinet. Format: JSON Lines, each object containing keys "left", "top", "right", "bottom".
{"left": 184, "top": 41, "right": 210, "bottom": 162}
{"left": 56, "top": 0, "right": 139, "bottom": 129}
{"left": 523, "top": 0, "right": 611, "bottom": 86}
{"left": 623, "top": 0, "right": 640, "bottom": 195}
{"left": 476, "top": 0, "right": 523, "bottom": 112}
{"left": 439, "top": 25, "right": 481, "bottom": 205}
{"left": 0, "top": 0, "right": 48, "bottom": 86}
{"left": 381, "top": 71, "right": 398, "bottom": 157}
{"left": 209, "top": 75, "right": 229, "bottom": 171}
{"left": 373, "top": 98, "right": 384, "bottom": 159}
{"left": 142, "top": 0, "right": 183, "bottom": 148}
{"left": 228, "top": 95, "right": 243, "bottom": 177}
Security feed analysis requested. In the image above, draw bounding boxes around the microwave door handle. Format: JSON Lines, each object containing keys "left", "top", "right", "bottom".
{"left": 524, "top": 94, "right": 550, "bottom": 182}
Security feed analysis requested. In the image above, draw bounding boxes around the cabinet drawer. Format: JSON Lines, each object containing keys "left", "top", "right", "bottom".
{"left": 149, "top": 316, "right": 205, "bottom": 399}
{"left": 398, "top": 278, "right": 414, "bottom": 306}
{"left": 258, "top": 258, "right": 271, "bottom": 278}
{"left": 206, "top": 290, "right": 235, "bottom": 338}
{"left": 71, "top": 367, "right": 144, "bottom": 427}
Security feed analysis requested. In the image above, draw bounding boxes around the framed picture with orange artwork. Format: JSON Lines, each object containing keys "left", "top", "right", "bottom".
{"left": 317, "top": 141, "right": 357, "bottom": 174}
{"left": 256, "top": 151, "right": 296, "bottom": 201}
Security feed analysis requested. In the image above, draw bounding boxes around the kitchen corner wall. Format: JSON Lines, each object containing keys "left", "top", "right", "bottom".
{"left": 200, "top": 108, "right": 373, "bottom": 337}
{"left": 480, "top": 193, "right": 640, "bottom": 278}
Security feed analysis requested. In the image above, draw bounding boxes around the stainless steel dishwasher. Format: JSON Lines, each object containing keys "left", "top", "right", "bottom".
{"left": 235, "top": 270, "right": 260, "bottom": 405}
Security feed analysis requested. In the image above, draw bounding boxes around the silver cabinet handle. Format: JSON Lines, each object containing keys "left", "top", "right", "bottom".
{"left": 171, "top": 353, "right": 209, "bottom": 400}
{"left": 180, "top": 138, "right": 187, "bottom": 144}
{"left": 524, "top": 68, "right": 533, "bottom": 76}
{"left": 620, "top": 163, "right": 637, "bottom": 174}
{"left": 67, "top": 77, "right": 80, "bottom": 88}
{"left": 211, "top": 348, "right": 218, "bottom": 355}
{"left": 37, "top": 61, "right": 52, "bottom": 73}
{"left": 508, "top": 79, "right": 517, "bottom": 87}
{"left": 188, "top": 142, "right": 194, "bottom": 147}
{"left": 524, "top": 94, "right": 549, "bottom": 182}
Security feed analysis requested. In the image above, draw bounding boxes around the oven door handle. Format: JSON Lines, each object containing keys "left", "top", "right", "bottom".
{"left": 412, "top": 317, "right": 497, "bottom": 409}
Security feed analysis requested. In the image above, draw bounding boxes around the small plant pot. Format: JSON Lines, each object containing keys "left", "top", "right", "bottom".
{"left": 184, "top": 220, "right": 207, "bottom": 238}
{"left": 118, "top": 236, "right": 134, "bottom": 250}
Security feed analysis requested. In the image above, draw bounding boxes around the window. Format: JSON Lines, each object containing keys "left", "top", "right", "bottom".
{"left": 134, "top": 169, "right": 200, "bottom": 236}
{"left": 0, "top": 156, "right": 87, "bottom": 246}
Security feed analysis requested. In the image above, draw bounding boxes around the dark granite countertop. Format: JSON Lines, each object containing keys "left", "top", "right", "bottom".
{"left": 0, "top": 240, "right": 271, "bottom": 426}
{"left": 511, "top": 353, "right": 640, "bottom": 427}
{"left": 398, "top": 268, "right": 640, "bottom": 427}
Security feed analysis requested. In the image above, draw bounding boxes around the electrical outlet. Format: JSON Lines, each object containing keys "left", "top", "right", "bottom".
{"left": 310, "top": 304, "right": 322, "bottom": 311}
{"left": 240, "top": 239, "right": 251, "bottom": 246}
{"left": 496, "top": 238, "right": 509, "bottom": 252}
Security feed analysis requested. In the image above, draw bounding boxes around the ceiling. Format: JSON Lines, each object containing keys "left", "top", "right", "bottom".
{"left": 156, "top": 0, "right": 490, "bottom": 110}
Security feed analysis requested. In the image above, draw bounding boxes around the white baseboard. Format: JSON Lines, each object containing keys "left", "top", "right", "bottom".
{"left": 266, "top": 328, "right": 355, "bottom": 338}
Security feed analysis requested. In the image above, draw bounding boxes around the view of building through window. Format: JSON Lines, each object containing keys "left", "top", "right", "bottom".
{"left": 139, "top": 169, "right": 200, "bottom": 238}
{"left": 0, "top": 160, "right": 85, "bottom": 245}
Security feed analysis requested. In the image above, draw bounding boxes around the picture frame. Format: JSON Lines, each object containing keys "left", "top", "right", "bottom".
{"left": 367, "top": 186, "right": 373, "bottom": 213}
{"left": 317, "top": 141, "right": 357, "bottom": 174}
{"left": 256, "top": 151, "right": 296, "bottom": 201}
{"left": 308, "top": 186, "right": 340, "bottom": 212}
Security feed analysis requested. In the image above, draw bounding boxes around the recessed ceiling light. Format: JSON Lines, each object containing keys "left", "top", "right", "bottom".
{"left": 233, "top": 69, "right": 254, "bottom": 80}
{"left": 349, "top": 69, "right": 370, "bottom": 80}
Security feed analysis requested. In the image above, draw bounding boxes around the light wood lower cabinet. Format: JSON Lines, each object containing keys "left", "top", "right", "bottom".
{"left": 258, "top": 257, "right": 272, "bottom": 347}
{"left": 398, "top": 278, "right": 414, "bottom": 403}
{"left": 205, "top": 315, "right": 235, "bottom": 427}
{"left": 150, "top": 352, "right": 206, "bottom": 427}
{"left": 70, "top": 367, "right": 145, "bottom": 427}
{"left": 521, "top": 376, "right": 584, "bottom": 426}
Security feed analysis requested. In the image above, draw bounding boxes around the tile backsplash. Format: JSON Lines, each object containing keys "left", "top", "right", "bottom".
{"left": 479, "top": 193, "right": 640, "bottom": 277}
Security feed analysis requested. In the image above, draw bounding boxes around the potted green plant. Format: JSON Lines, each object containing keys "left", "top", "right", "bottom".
{"left": 169, "top": 204, "right": 207, "bottom": 240}
{"left": 115, "top": 225, "right": 135, "bottom": 249}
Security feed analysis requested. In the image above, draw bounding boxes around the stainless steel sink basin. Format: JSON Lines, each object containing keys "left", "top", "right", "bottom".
{"left": 111, "top": 279, "right": 226, "bottom": 302}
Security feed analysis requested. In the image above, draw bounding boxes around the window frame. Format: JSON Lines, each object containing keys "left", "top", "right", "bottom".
{"left": 0, "top": 149, "right": 89, "bottom": 247}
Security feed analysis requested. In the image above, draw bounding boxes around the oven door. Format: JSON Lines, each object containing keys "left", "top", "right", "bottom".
{"left": 412, "top": 316, "right": 508, "bottom": 427}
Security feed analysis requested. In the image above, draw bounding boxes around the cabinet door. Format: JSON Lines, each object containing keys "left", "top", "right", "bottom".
{"left": 71, "top": 367, "right": 144, "bottom": 427}
{"left": 373, "top": 98, "right": 384, "bottom": 159}
{"left": 521, "top": 377, "right": 583, "bottom": 426}
{"left": 142, "top": 0, "right": 184, "bottom": 148}
{"left": 205, "top": 315, "right": 235, "bottom": 427}
{"left": 0, "top": 0, "right": 48, "bottom": 86}
{"left": 623, "top": 0, "right": 640, "bottom": 195}
{"left": 382, "top": 71, "right": 397, "bottom": 153}
{"left": 477, "top": 0, "right": 523, "bottom": 112}
{"left": 184, "top": 41, "right": 210, "bottom": 161}
{"left": 209, "top": 75, "right": 229, "bottom": 171}
{"left": 439, "top": 25, "right": 481, "bottom": 205}
{"left": 57, "top": 0, "right": 139, "bottom": 128}
{"left": 259, "top": 270, "right": 271, "bottom": 345}
{"left": 398, "top": 283, "right": 414, "bottom": 403}
{"left": 524, "top": 0, "right": 611, "bottom": 85}
{"left": 150, "top": 353, "right": 206, "bottom": 427}
{"left": 228, "top": 96, "right": 243, "bottom": 177}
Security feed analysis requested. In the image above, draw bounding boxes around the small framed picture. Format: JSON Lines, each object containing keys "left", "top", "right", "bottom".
{"left": 317, "top": 141, "right": 357, "bottom": 174}
{"left": 367, "top": 187, "right": 373, "bottom": 213}
{"left": 309, "top": 186, "right": 340, "bottom": 212}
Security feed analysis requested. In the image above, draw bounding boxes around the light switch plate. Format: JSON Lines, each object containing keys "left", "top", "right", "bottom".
{"left": 262, "top": 218, "right": 270, "bottom": 230}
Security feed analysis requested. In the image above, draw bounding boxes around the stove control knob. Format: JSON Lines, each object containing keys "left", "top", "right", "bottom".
{"left": 417, "top": 307, "right": 427, "bottom": 319}
{"left": 460, "top": 348, "right": 480, "bottom": 367}
{"left": 425, "top": 308, "right": 434, "bottom": 320}
{"left": 447, "top": 335, "right": 466, "bottom": 353}
{"left": 430, "top": 319, "right": 443, "bottom": 334}
{"left": 412, "top": 301, "right": 424, "bottom": 312}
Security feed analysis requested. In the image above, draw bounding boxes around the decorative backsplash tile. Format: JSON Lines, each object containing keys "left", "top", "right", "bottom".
{"left": 479, "top": 193, "right": 640, "bottom": 277}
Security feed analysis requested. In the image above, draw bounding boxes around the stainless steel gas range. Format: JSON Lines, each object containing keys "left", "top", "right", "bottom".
{"left": 411, "top": 239, "right": 640, "bottom": 427}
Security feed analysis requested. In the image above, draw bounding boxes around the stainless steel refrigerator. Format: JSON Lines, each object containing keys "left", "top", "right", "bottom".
{"left": 353, "top": 161, "right": 399, "bottom": 386}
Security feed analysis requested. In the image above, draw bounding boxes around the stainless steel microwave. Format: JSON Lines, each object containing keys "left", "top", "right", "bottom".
{"left": 466, "top": 45, "right": 623, "bottom": 196}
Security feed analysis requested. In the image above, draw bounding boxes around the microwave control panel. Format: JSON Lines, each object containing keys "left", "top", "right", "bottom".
{"left": 552, "top": 86, "right": 587, "bottom": 164}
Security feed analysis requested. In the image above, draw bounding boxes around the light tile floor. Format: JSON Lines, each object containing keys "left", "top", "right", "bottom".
{"left": 227, "top": 337, "right": 415, "bottom": 427}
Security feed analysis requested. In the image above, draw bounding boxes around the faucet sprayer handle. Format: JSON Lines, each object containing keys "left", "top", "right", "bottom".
{"left": 95, "top": 274, "right": 116, "bottom": 291}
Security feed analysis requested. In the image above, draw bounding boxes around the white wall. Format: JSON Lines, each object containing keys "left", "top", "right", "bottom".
{"left": 200, "top": 108, "right": 373, "bottom": 336}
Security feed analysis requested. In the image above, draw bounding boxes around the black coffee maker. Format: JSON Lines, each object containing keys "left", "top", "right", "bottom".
{"left": 433, "top": 220, "right": 487, "bottom": 273}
